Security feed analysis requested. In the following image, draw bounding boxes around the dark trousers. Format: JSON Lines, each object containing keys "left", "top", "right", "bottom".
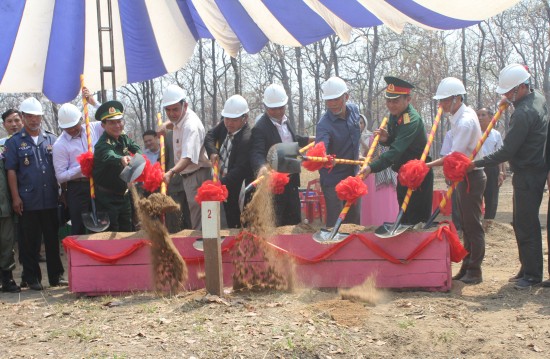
{"left": 396, "top": 168, "right": 434, "bottom": 225}
{"left": 20, "top": 209, "right": 63, "bottom": 285}
{"left": 456, "top": 169, "right": 486, "bottom": 274}
{"left": 321, "top": 185, "right": 360, "bottom": 227}
{"left": 66, "top": 181, "right": 92, "bottom": 235}
{"left": 512, "top": 171, "right": 546, "bottom": 282}
{"left": 483, "top": 166, "right": 500, "bottom": 219}
{"left": 95, "top": 190, "right": 133, "bottom": 232}
{"left": 451, "top": 190, "right": 461, "bottom": 231}
{"left": 165, "top": 190, "right": 191, "bottom": 233}
{"left": 275, "top": 185, "right": 302, "bottom": 226}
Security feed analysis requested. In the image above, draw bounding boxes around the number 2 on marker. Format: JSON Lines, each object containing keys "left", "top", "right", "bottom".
{"left": 208, "top": 209, "right": 212, "bottom": 218}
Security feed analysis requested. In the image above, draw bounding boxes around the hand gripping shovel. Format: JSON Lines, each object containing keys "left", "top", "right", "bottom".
{"left": 375, "top": 106, "right": 443, "bottom": 238}
{"left": 423, "top": 103, "right": 508, "bottom": 229}
{"left": 312, "top": 117, "right": 389, "bottom": 243}
{"left": 80, "top": 75, "right": 110, "bottom": 232}
{"left": 240, "top": 141, "right": 316, "bottom": 201}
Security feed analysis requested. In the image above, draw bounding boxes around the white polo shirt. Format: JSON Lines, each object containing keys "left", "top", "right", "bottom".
{"left": 172, "top": 108, "right": 211, "bottom": 174}
{"left": 480, "top": 129, "right": 503, "bottom": 157}
{"left": 448, "top": 104, "right": 483, "bottom": 161}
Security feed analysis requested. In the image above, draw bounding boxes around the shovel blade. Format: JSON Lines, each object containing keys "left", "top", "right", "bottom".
{"left": 82, "top": 211, "right": 110, "bottom": 233}
{"left": 374, "top": 222, "right": 412, "bottom": 238}
{"left": 312, "top": 228, "right": 349, "bottom": 244}
{"left": 267, "top": 142, "right": 302, "bottom": 174}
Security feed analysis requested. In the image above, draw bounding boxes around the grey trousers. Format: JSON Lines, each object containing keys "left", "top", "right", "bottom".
{"left": 182, "top": 167, "right": 212, "bottom": 230}
{"left": 456, "top": 169, "right": 486, "bottom": 274}
{"left": 321, "top": 185, "right": 360, "bottom": 227}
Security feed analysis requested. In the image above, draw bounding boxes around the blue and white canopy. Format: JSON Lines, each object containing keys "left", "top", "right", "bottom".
{"left": 0, "top": 0, "right": 521, "bottom": 103}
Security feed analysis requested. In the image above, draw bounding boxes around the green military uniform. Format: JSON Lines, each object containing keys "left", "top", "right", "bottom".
{"left": 0, "top": 158, "right": 16, "bottom": 272}
{"left": 368, "top": 77, "right": 433, "bottom": 225}
{"left": 92, "top": 101, "right": 141, "bottom": 232}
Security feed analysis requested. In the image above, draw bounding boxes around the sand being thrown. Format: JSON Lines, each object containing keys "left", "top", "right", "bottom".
{"left": 233, "top": 173, "right": 296, "bottom": 291}
{"left": 131, "top": 187, "right": 188, "bottom": 295}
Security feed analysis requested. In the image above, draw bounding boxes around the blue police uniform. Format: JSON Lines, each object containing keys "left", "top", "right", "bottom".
{"left": 4, "top": 128, "right": 64, "bottom": 288}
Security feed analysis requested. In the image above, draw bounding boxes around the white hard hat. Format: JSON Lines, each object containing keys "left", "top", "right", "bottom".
{"left": 58, "top": 103, "right": 82, "bottom": 129}
{"left": 263, "top": 84, "right": 288, "bottom": 108}
{"left": 433, "top": 77, "right": 466, "bottom": 100}
{"left": 322, "top": 77, "right": 348, "bottom": 100}
{"left": 162, "top": 84, "right": 187, "bottom": 107}
{"left": 221, "top": 95, "right": 249, "bottom": 118}
{"left": 19, "top": 97, "right": 43, "bottom": 115}
{"left": 496, "top": 64, "right": 530, "bottom": 94}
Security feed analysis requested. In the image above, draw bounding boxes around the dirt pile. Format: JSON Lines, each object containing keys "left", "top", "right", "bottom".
{"left": 133, "top": 189, "right": 187, "bottom": 294}
{"left": 233, "top": 173, "right": 295, "bottom": 291}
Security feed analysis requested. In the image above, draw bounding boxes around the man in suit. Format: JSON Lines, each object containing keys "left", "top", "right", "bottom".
{"left": 250, "top": 84, "right": 311, "bottom": 226}
{"left": 205, "top": 95, "right": 253, "bottom": 228}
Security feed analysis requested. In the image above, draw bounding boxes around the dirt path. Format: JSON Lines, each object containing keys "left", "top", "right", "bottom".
{"left": 1, "top": 178, "right": 549, "bottom": 358}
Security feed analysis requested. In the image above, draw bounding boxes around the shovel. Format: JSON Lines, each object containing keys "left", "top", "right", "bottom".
{"left": 312, "top": 117, "right": 389, "bottom": 243}
{"left": 80, "top": 75, "right": 110, "bottom": 233}
{"left": 119, "top": 153, "right": 147, "bottom": 183}
{"left": 375, "top": 106, "right": 443, "bottom": 238}
{"left": 423, "top": 103, "right": 508, "bottom": 229}
{"left": 268, "top": 142, "right": 366, "bottom": 173}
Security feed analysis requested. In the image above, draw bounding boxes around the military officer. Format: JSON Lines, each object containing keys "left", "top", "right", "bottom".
{"left": 92, "top": 101, "right": 141, "bottom": 232}
{"left": 4, "top": 97, "right": 65, "bottom": 290}
{"left": 360, "top": 76, "right": 433, "bottom": 225}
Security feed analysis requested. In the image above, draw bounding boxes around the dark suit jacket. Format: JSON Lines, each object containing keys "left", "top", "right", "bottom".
{"left": 204, "top": 120, "right": 253, "bottom": 227}
{"left": 250, "top": 113, "right": 309, "bottom": 188}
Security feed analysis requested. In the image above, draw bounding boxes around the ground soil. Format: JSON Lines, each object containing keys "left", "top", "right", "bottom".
{"left": 1, "top": 170, "right": 549, "bottom": 359}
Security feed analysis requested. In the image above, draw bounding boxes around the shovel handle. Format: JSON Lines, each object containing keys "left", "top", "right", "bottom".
{"left": 398, "top": 106, "right": 443, "bottom": 214}
{"left": 245, "top": 175, "right": 265, "bottom": 193}
{"left": 301, "top": 156, "right": 364, "bottom": 166}
{"left": 80, "top": 75, "right": 95, "bottom": 200}
{"left": 156, "top": 113, "right": 167, "bottom": 195}
{"left": 424, "top": 103, "right": 508, "bottom": 228}
{"left": 299, "top": 141, "right": 315, "bottom": 154}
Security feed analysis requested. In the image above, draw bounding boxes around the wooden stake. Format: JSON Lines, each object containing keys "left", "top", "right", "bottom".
{"left": 201, "top": 201, "right": 223, "bottom": 296}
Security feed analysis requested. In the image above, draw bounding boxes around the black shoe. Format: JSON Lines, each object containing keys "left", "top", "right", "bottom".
{"left": 28, "top": 281, "right": 44, "bottom": 291}
{"left": 541, "top": 279, "right": 550, "bottom": 288}
{"left": 50, "top": 277, "right": 68, "bottom": 287}
{"left": 514, "top": 278, "right": 541, "bottom": 290}
{"left": 39, "top": 255, "right": 47, "bottom": 263}
{"left": 20, "top": 281, "right": 28, "bottom": 288}
{"left": 459, "top": 273, "right": 482, "bottom": 285}
{"left": 1, "top": 279, "right": 21, "bottom": 293}
{"left": 508, "top": 272, "right": 523, "bottom": 282}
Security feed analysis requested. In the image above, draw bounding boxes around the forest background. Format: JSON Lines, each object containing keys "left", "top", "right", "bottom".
{"left": 1, "top": 0, "right": 548, "bottom": 158}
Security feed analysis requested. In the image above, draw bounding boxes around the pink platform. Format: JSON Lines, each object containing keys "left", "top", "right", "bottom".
{"left": 65, "top": 227, "right": 452, "bottom": 295}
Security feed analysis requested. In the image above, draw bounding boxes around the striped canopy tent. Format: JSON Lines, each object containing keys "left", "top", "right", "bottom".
{"left": 0, "top": 0, "right": 522, "bottom": 104}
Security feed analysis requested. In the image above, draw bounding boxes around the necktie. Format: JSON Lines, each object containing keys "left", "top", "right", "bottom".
{"left": 219, "top": 133, "right": 233, "bottom": 177}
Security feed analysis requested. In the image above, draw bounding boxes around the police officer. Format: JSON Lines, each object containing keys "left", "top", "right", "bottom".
{"left": 360, "top": 76, "right": 433, "bottom": 225}
{"left": 93, "top": 101, "right": 141, "bottom": 232}
{"left": 4, "top": 98, "right": 65, "bottom": 290}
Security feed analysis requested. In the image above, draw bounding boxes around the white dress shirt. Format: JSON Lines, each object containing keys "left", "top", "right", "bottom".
{"left": 53, "top": 121, "right": 104, "bottom": 183}
{"left": 172, "top": 108, "right": 211, "bottom": 174}
{"left": 480, "top": 129, "right": 503, "bottom": 157}
{"left": 448, "top": 104, "right": 483, "bottom": 161}
{"left": 269, "top": 115, "right": 293, "bottom": 143}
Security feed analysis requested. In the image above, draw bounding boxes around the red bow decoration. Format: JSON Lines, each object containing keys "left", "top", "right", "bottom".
{"left": 335, "top": 176, "right": 368, "bottom": 203}
{"left": 398, "top": 159, "right": 429, "bottom": 190}
{"left": 195, "top": 180, "right": 228, "bottom": 204}
{"left": 270, "top": 171, "right": 290, "bottom": 194}
{"left": 443, "top": 152, "right": 471, "bottom": 182}
{"left": 302, "top": 142, "right": 327, "bottom": 171}
{"left": 76, "top": 151, "right": 94, "bottom": 178}
{"left": 143, "top": 162, "right": 164, "bottom": 192}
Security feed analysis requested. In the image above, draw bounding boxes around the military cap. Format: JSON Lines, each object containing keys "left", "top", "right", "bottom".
{"left": 384, "top": 76, "right": 415, "bottom": 99}
{"left": 95, "top": 100, "right": 124, "bottom": 121}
